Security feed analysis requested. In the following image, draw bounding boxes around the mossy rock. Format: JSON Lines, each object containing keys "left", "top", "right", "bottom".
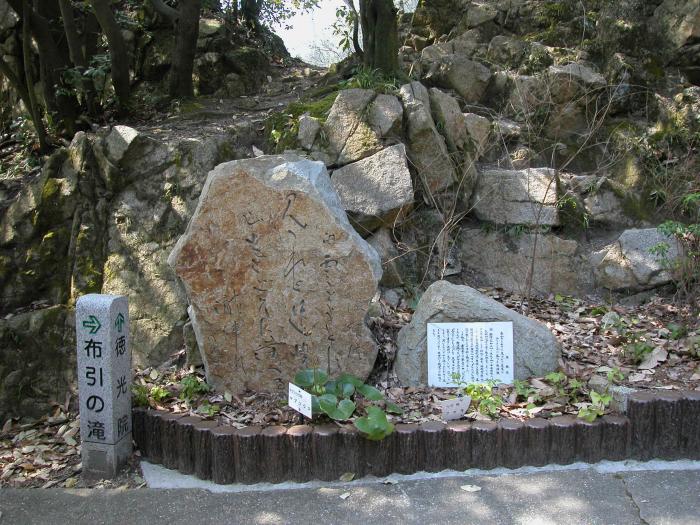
{"left": 0, "top": 306, "right": 76, "bottom": 421}
{"left": 265, "top": 91, "right": 340, "bottom": 153}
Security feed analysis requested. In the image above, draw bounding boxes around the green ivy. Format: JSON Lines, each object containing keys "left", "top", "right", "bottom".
{"left": 291, "top": 368, "right": 402, "bottom": 440}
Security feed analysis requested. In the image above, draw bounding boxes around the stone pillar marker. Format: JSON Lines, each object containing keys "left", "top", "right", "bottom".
{"left": 76, "top": 294, "right": 131, "bottom": 479}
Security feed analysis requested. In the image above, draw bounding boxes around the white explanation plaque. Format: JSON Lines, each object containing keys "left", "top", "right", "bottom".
{"left": 427, "top": 322, "right": 514, "bottom": 387}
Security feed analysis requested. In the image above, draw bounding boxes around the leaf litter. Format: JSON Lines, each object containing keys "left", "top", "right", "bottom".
{"left": 2, "top": 289, "right": 697, "bottom": 487}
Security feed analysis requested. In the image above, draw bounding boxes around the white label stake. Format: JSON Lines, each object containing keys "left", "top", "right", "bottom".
{"left": 288, "top": 383, "right": 313, "bottom": 418}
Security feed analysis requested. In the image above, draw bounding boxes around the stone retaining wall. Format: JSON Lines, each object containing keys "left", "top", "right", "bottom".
{"left": 132, "top": 390, "right": 700, "bottom": 485}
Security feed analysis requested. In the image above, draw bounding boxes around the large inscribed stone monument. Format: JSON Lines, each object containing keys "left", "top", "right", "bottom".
{"left": 169, "top": 154, "right": 382, "bottom": 393}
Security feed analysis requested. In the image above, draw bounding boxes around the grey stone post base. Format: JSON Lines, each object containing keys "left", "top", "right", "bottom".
{"left": 81, "top": 435, "right": 132, "bottom": 481}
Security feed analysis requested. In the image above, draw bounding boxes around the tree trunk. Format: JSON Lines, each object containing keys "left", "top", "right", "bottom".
{"left": 8, "top": 0, "right": 80, "bottom": 134}
{"left": 169, "top": 0, "right": 201, "bottom": 98}
{"left": 58, "top": 0, "right": 97, "bottom": 114}
{"left": 241, "top": 0, "right": 260, "bottom": 30}
{"left": 57, "top": 0, "right": 84, "bottom": 67}
{"left": 22, "top": 0, "right": 48, "bottom": 151}
{"left": 91, "top": 0, "right": 130, "bottom": 109}
{"left": 149, "top": 0, "right": 178, "bottom": 22}
{"left": 359, "top": 0, "right": 398, "bottom": 75}
{"left": 342, "top": 0, "right": 363, "bottom": 57}
{"left": 0, "top": 56, "right": 36, "bottom": 137}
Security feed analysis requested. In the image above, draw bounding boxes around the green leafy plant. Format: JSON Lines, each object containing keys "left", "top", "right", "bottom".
{"left": 656, "top": 221, "right": 700, "bottom": 307}
{"left": 578, "top": 391, "right": 611, "bottom": 422}
{"left": 343, "top": 65, "right": 400, "bottom": 94}
{"left": 354, "top": 406, "right": 395, "bottom": 441}
{"left": 291, "top": 369, "right": 401, "bottom": 440}
{"left": 452, "top": 374, "right": 503, "bottom": 418}
{"left": 197, "top": 401, "right": 220, "bottom": 417}
{"left": 545, "top": 371, "right": 567, "bottom": 397}
{"left": 605, "top": 316, "right": 655, "bottom": 364}
{"left": 150, "top": 386, "right": 170, "bottom": 403}
{"left": 667, "top": 322, "right": 688, "bottom": 340}
{"left": 132, "top": 384, "right": 149, "bottom": 407}
{"left": 606, "top": 367, "right": 625, "bottom": 384}
{"left": 180, "top": 375, "right": 211, "bottom": 402}
{"left": 589, "top": 305, "right": 609, "bottom": 316}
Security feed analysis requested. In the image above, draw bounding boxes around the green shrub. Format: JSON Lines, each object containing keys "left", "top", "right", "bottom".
{"left": 291, "top": 368, "right": 401, "bottom": 440}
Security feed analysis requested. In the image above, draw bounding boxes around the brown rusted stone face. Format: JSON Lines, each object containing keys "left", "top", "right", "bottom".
{"left": 169, "top": 154, "right": 381, "bottom": 394}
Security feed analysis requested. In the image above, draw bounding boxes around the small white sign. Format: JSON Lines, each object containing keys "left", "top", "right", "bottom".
{"left": 427, "top": 322, "right": 514, "bottom": 387}
{"left": 439, "top": 396, "right": 472, "bottom": 421}
{"left": 288, "top": 383, "right": 313, "bottom": 418}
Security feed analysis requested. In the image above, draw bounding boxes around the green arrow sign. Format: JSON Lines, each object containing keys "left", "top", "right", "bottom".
{"left": 115, "top": 313, "right": 125, "bottom": 333}
{"left": 82, "top": 315, "right": 101, "bottom": 334}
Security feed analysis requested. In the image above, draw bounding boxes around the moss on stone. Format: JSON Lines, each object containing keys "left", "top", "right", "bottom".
{"left": 265, "top": 91, "right": 340, "bottom": 153}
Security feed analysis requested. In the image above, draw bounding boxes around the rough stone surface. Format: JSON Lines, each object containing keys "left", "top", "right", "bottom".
{"left": 547, "top": 63, "right": 606, "bottom": 104}
{"left": 322, "top": 89, "right": 381, "bottom": 166}
{"left": 463, "top": 113, "right": 491, "bottom": 158}
{"left": 592, "top": 229, "right": 682, "bottom": 291}
{"left": 399, "top": 82, "right": 456, "bottom": 194}
{"left": 488, "top": 36, "right": 529, "bottom": 67}
{"left": 471, "top": 168, "right": 559, "bottom": 225}
{"left": 183, "top": 311, "right": 203, "bottom": 368}
{"left": 584, "top": 190, "right": 632, "bottom": 226}
{"left": 331, "top": 145, "right": 414, "bottom": 233}
{"left": 367, "top": 228, "right": 406, "bottom": 288}
{"left": 297, "top": 115, "right": 320, "bottom": 150}
{"left": 0, "top": 0, "right": 18, "bottom": 32}
{"left": 465, "top": 3, "right": 497, "bottom": 27}
{"left": 169, "top": 154, "right": 381, "bottom": 393}
{"left": 460, "top": 229, "right": 591, "bottom": 295}
{"left": 508, "top": 75, "right": 544, "bottom": 118}
{"left": 367, "top": 94, "right": 403, "bottom": 137}
{"left": 655, "top": 0, "right": 700, "bottom": 49}
{"left": 395, "top": 281, "right": 560, "bottom": 386}
{"left": 100, "top": 133, "right": 231, "bottom": 367}
{"left": 425, "top": 56, "right": 492, "bottom": 103}
{"left": 0, "top": 306, "right": 76, "bottom": 421}
{"left": 429, "top": 88, "right": 467, "bottom": 152}
{"left": 104, "top": 126, "right": 140, "bottom": 165}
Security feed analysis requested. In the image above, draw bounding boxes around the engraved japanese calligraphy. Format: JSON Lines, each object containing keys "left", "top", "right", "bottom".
{"left": 169, "top": 155, "right": 382, "bottom": 394}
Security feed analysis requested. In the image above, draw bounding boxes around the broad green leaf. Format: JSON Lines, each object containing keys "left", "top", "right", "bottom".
{"left": 294, "top": 369, "right": 316, "bottom": 387}
{"left": 311, "top": 369, "right": 329, "bottom": 386}
{"left": 353, "top": 416, "right": 373, "bottom": 435}
{"left": 358, "top": 384, "right": 384, "bottom": 401}
{"left": 354, "top": 415, "right": 394, "bottom": 441}
{"left": 338, "top": 373, "right": 363, "bottom": 387}
{"left": 365, "top": 405, "right": 388, "bottom": 422}
{"left": 311, "top": 395, "right": 320, "bottom": 415}
{"left": 336, "top": 399, "right": 356, "bottom": 419}
{"left": 324, "top": 399, "right": 355, "bottom": 421}
{"left": 336, "top": 382, "right": 355, "bottom": 398}
{"left": 318, "top": 393, "right": 339, "bottom": 416}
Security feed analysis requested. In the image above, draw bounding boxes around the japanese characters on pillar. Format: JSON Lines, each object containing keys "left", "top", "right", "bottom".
{"left": 427, "top": 322, "right": 514, "bottom": 387}
{"left": 76, "top": 294, "right": 131, "bottom": 479}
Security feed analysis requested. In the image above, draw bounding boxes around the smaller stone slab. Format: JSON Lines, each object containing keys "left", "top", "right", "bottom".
{"left": 331, "top": 145, "right": 414, "bottom": 233}
{"left": 471, "top": 168, "right": 559, "bottom": 225}
{"left": 395, "top": 281, "right": 560, "bottom": 386}
{"left": 76, "top": 294, "right": 131, "bottom": 479}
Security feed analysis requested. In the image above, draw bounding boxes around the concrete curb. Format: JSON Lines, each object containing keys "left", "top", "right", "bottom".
{"left": 132, "top": 390, "right": 700, "bottom": 484}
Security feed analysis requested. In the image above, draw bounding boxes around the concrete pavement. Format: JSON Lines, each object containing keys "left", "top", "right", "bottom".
{"left": 1, "top": 466, "right": 699, "bottom": 525}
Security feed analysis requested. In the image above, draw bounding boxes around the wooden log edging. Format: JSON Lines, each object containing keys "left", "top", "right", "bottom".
{"left": 132, "top": 390, "right": 700, "bottom": 484}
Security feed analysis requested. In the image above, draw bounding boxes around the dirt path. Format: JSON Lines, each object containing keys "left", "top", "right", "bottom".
{"left": 131, "top": 62, "right": 328, "bottom": 151}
